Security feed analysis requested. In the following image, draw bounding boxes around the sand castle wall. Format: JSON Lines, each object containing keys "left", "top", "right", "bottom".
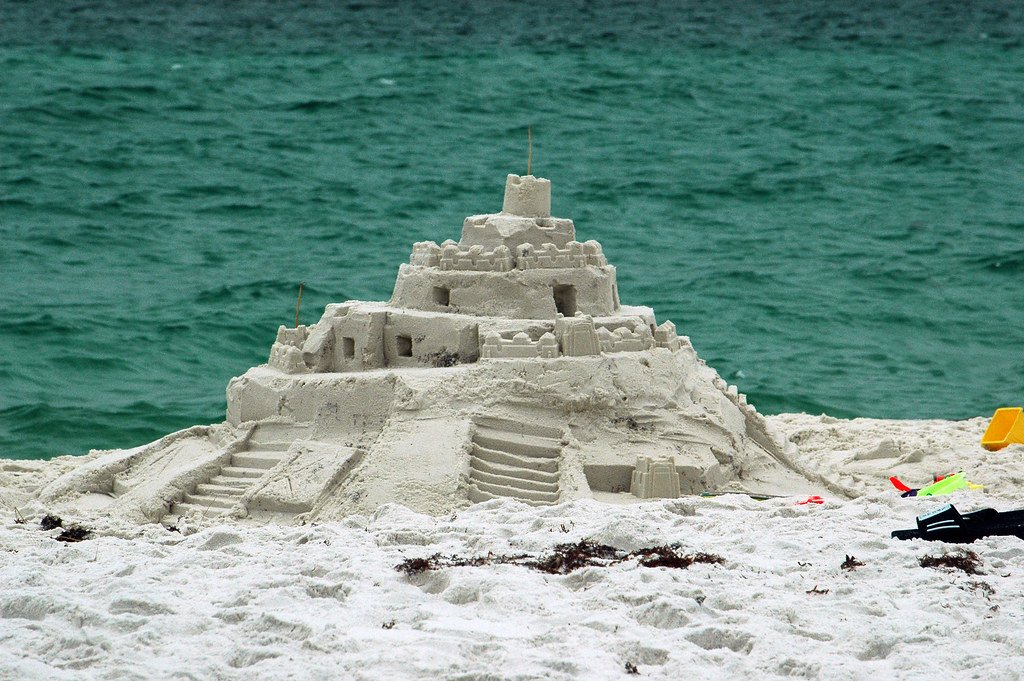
{"left": 390, "top": 263, "right": 618, "bottom": 319}
{"left": 458, "top": 214, "right": 576, "bottom": 252}
{"left": 226, "top": 370, "right": 399, "bottom": 433}
{"left": 381, "top": 311, "right": 481, "bottom": 367}
{"left": 267, "top": 302, "right": 673, "bottom": 376}
{"left": 329, "top": 308, "right": 387, "bottom": 372}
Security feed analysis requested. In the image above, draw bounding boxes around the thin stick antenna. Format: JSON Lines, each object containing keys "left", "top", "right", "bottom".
{"left": 294, "top": 282, "right": 304, "bottom": 328}
{"left": 527, "top": 126, "right": 532, "bottom": 176}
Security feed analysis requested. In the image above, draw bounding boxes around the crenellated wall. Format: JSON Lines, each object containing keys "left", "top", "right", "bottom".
{"left": 459, "top": 214, "right": 575, "bottom": 252}
{"left": 480, "top": 331, "right": 559, "bottom": 359}
{"left": 596, "top": 325, "right": 655, "bottom": 353}
{"left": 410, "top": 239, "right": 607, "bottom": 272}
{"left": 439, "top": 242, "right": 514, "bottom": 272}
{"left": 269, "top": 343, "right": 306, "bottom": 373}
{"left": 516, "top": 240, "right": 607, "bottom": 269}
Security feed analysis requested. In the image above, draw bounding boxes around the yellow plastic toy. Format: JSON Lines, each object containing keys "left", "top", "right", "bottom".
{"left": 982, "top": 407, "right": 1024, "bottom": 451}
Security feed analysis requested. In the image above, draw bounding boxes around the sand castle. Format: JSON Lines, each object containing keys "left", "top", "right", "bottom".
{"left": 38, "top": 173, "right": 833, "bottom": 525}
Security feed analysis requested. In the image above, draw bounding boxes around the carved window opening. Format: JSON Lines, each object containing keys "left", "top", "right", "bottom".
{"left": 397, "top": 334, "right": 413, "bottom": 357}
{"left": 432, "top": 286, "right": 450, "bottom": 307}
{"left": 553, "top": 284, "right": 577, "bottom": 317}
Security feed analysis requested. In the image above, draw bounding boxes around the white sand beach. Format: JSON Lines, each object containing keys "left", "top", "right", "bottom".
{"left": 2, "top": 414, "right": 1023, "bottom": 680}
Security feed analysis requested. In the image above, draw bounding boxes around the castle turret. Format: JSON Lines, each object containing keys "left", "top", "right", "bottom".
{"left": 502, "top": 173, "right": 550, "bottom": 217}
{"left": 457, "top": 174, "right": 574, "bottom": 251}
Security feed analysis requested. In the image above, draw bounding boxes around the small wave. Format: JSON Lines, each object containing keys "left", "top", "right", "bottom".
{"left": 282, "top": 99, "right": 342, "bottom": 112}
{"left": 0, "top": 198, "right": 34, "bottom": 208}
{"left": 166, "top": 184, "right": 244, "bottom": 199}
{"left": 751, "top": 390, "right": 858, "bottom": 419}
{"left": 888, "top": 143, "right": 956, "bottom": 167}
{"left": 966, "top": 250, "right": 1024, "bottom": 274}
{"left": 78, "top": 84, "right": 164, "bottom": 99}
{"left": 282, "top": 91, "right": 405, "bottom": 111}
{"left": 196, "top": 202, "right": 265, "bottom": 214}
{"left": 6, "top": 176, "right": 41, "bottom": 186}
{"left": 11, "top": 105, "right": 118, "bottom": 123}
{"left": 195, "top": 279, "right": 309, "bottom": 304}
{"left": 3, "top": 315, "right": 78, "bottom": 336}
{"left": 26, "top": 235, "right": 75, "bottom": 248}
{"left": 48, "top": 354, "right": 122, "bottom": 371}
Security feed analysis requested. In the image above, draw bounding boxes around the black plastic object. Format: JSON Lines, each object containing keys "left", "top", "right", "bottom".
{"left": 892, "top": 504, "right": 1024, "bottom": 543}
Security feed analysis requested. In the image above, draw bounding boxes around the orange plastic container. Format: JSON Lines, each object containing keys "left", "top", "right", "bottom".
{"left": 981, "top": 407, "right": 1024, "bottom": 451}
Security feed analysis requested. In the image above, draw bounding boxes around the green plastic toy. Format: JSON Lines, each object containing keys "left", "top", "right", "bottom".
{"left": 915, "top": 472, "right": 982, "bottom": 497}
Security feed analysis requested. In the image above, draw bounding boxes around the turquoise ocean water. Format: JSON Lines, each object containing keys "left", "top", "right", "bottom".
{"left": 2, "top": 2, "right": 1023, "bottom": 460}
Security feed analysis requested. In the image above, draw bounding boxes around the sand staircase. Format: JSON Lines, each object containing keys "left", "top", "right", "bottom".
{"left": 163, "top": 423, "right": 307, "bottom": 524}
{"left": 467, "top": 416, "right": 564, "bottom": 506}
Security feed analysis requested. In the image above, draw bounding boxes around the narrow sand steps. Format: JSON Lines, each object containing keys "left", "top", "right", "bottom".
{"left": 467, "top": 417, "right": 564, "bottom": 506}
{"left": 162, "top": 423, "right": 308, "bottom": 524}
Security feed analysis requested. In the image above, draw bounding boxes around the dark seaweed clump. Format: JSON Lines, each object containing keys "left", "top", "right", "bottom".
{"left": 630, "top": 547, "right": 725, "bottom": 569}
{"left": 39, "top": 514, "right": 63, "bottom": 530}
{"left": 396, "top": 551, "right": 530, "bottom": 575}
{"left": 396, "top": 540, "right": 724, "bottom": 576}
{"left": 530, "top": 540, "right": 620, "bottom": 574}
{"left": 55, "top": 525, "right": 93, "bottom": 543}
{"left": 920, "top": 549, "right": 983, "bottom": 575}
{"left": 39, "top": 513, "right": 92, "bottom": 542}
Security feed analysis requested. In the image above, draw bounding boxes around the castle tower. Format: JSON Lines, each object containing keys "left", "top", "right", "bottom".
{"left": 391, "top": 174, "right": 616, "bottom": 320}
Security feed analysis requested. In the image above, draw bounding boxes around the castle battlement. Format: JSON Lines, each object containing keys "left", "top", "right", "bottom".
{"left": 596, "top": 325, "right": 654, "bottom": 353}
{"left": 481, "top": 331, "right": 559, "bottom": 359}
{"left": 438, "top": 242, "right": 514, "bottom": 272}
{"left": 516, "top": 240, "right": 607, "bottom": 269}
{"left": 410, "top": 239, "right": 607, "bottom": 272}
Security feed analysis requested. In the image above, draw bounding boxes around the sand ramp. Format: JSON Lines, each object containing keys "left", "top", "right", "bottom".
{"left": 468, "top": 416, "right": 564, "bottom": 506}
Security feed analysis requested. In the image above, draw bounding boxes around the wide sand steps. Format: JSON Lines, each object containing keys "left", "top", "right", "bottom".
{"left": 473, "top": 428, "right": 562, "bottom": 458}
{"left": 232, "top": 452, "right": 284, "bottom": 469}
{"left": 471, "top": 443, "right": 560, "bottom": 472}
{"left": 467, "top": 417, "right": 564, "bottom": 507}
{"left": 471, "top": 456, "right": 560, "bottom": 483}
